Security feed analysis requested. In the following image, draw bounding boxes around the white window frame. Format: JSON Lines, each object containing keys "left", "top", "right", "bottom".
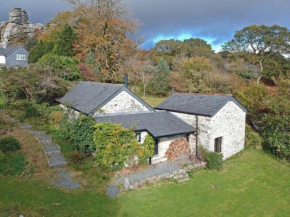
{"left": 16, "top": 54, "right": 26, "bottom": 61}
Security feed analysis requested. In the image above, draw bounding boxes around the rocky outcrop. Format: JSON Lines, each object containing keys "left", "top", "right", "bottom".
{"left": 0, "top": 8, "right": 44, "bottom": 46}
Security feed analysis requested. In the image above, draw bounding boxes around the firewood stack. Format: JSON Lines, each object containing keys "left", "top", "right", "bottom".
{"left": 165, "top": 139, "right": 191, "bottom": 162}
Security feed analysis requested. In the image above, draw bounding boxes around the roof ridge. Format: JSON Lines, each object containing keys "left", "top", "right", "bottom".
{"left": 174, "top": 92, "right": 233, "bottom": 97}
{"left": 80, "top": 81, "right": 124, "bottom": 86}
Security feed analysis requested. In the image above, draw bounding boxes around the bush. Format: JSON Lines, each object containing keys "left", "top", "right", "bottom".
{"left": 0, "top": 153, "right": 27, "bottom": 175}
{"left": 0, "top": 137, "right": 21, "bottom": 152}
{"left": 23, "top": 105, "right": 40, "bottom": 119}
{"left": 58, "top": 115, "right": 96, "bottom": 154}
{"left": 70, "top": 151, "right": 87, "bottom": 164}
{"left": 204, "top": 152, "right": 223, "bottom": 171}
{"left": 245, "top": 125, "right": 263, "bottom": 149}
{"left": 94, "top": 122, "right": 139, "bottom": 171}
{"left": 137, "top": 134, "right": 155, "bottom": 165}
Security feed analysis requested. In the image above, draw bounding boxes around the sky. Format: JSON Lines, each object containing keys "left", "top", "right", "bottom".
{"left": 1, "top": 0, "right": 290, "bottom": 51}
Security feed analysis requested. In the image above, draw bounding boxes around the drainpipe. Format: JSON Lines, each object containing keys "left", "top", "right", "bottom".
{"left": 195, "top": 115, "right": 199, "bottom": 158}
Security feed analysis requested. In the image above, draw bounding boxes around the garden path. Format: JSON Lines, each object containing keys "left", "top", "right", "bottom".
{"left": 1, "top": 110, "right": 81, "bottom": 189}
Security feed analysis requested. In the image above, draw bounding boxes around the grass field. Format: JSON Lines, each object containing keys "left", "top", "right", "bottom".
{"left": 141, "top": 96, "right": 167, "bottom": 107}
{"left": 0, "top": 149, "right": 289, "bottom": 217}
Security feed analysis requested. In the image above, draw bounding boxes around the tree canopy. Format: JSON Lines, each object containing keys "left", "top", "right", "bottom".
{"left": 223, "top": 25, "right": 290, "bottom": 83}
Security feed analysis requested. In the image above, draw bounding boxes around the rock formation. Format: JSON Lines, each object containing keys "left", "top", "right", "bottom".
{"left": 0, "top": 8, "right": 45, "bottom": 47}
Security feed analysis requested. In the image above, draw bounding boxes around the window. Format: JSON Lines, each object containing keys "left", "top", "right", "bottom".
{"left": 16, "top": 54, "right": 26, "bottom": 61}
{"left": 214, "top": 137, "right": 222, "bottom": 153}
{"left": 136, "top": 133, "right": 141, "bottom": 142}
{"left": 154, "top": 140, "right": 159, "bottom": 156}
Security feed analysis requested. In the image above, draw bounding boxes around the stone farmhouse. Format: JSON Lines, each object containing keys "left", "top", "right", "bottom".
{"left": 0, "top": 42, "right": 29, "bottom": 67}
{"left": 57, "top": 81, "right": 247, "bottom": 163}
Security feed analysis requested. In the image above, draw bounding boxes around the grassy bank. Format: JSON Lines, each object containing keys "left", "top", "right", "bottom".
{"left": 0, "top": 149, "right": 289, "bottom": 216}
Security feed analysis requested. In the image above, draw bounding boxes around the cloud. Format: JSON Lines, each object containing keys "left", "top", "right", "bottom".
{"left": 124, "top": 0, "right": 290, "bottom": 49}
{"left": 1, "top": 0, "right": 290, "bottom": 51}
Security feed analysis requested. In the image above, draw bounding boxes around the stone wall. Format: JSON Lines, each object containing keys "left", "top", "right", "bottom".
{"left": 167, "top": 102, "right": 246, "bottom": 160}
{"left": 209, "top": 101, "right": 246, "bottom": 159}
{"left": 156, "top": 134, "right": 187, "bottom": 161}
{"left": 98, "top": 91, "right": 149, "bottom": 114}
{"left": 60, "top": 104, "right": 80, "bottom": 119}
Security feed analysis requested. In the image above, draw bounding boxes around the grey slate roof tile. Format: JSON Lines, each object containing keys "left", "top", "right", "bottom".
{"left": 155, "top": 94, "right": 247, "bottom": 117}
{"left": 96, "top": 111, "right": 195, "bottom": 138}
{"left": 0, "top": 45, "right": 19, "bottom": 56}
{"left": 56, "top": 81, "right": 124, "bottom": 114}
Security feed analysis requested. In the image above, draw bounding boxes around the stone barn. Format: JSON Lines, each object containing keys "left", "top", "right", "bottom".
{"left": 57, "top": 82, "right": 247, "bottom": 163}
{"left": 155, "top": 94, "right": 247, "bottom": 160}
{"left": 56, "top": 82, "right": 195, "bottom": 164}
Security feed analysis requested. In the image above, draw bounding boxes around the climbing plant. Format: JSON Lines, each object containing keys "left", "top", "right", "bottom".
{"left": 137, "top": 134, "right": 155, "bottom": 165}
{"left": 93, "top": 122, "right": 139, "bottom": 171}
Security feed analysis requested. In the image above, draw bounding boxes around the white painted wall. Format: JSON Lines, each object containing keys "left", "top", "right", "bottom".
{"left": 156, "top": 134, "right": 187, "bottom": 159}
{"left": 97, "top": 91, "right": 149, "bottom": 115}
{"left": 0, "top": 56, "right": 6, "bottom": 64}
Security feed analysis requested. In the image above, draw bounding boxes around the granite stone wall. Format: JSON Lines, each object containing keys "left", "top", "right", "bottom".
{"left": 98, "top": 91, "right": 149, "bottom": 114}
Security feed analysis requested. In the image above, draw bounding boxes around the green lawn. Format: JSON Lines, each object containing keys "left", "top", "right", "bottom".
{"left": 117, "top": 149, "right": 290, "bottom": 217}
{"left": 0, "top": 149, "right": 289, "bottom": 217}
{"left": 141, "top": 96, "right": 167, "bottom": 107}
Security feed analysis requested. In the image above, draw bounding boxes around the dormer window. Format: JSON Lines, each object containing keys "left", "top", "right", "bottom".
{"left": 16, "top": 54, "right": 26, "bottom": 61}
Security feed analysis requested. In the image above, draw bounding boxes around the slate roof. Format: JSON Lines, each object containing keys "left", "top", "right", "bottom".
{"left": 56, "top": 81, "right": 153, "bottom": 115}
{"left": 155, "top": 94, "right": 247, "bottom": 117}
{"left": 96, "top": 111, "right": 195, "bottom": 138}
{"left": 0, "top": 45, "right": 19, "bottom": 56}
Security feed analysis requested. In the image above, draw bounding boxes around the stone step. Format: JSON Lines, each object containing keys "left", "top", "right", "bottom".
{"left": 19, "top": 124, "right": 32, "bottom": 129}
{"left": 152, "top": 156, "right": 167, "bottom": 164}
{"left": 176, "top": 177, "right": 191, "bottom": 183}
{"left": 35, "top": 134, "right": 53, "bottom": 143}
{"left": 173, "top": 173, "right": 188, "bottom": 180}
{"left": 28, "top": 130, "right": 45, "bottom": 136}
{"left": 47, "top": 153, "right": 67, "bottom": 167}
{"left": 42, "top": 143, "right": 61, "bottom": 154}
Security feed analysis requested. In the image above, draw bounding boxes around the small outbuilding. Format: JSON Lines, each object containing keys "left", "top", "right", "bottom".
{"left": 0, "top": 43, "right": 29, "bottom": 67}
{"left": 155, "top": 93, "right": 247, "bottom": 159}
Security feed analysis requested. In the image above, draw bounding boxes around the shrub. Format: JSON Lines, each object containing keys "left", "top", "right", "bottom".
{"left": 0, "top": 153, "right": 27, "bottom": 175}
{"left": 58, "top": 115, "right": 96, "bottom": 154}
{"left": 137, "top": 134, "right": 155, "bottom": 165}
{"left": 204, "top": 152, "right": 223, "bottom": 171}
{"left": 23, "top": 105, "right": 40, "bottom": 119}
{"left": 245, "top": 125, "right": 263, "bottom": 149}
{"left": 197, "top": 145, "right": 208, "bottom": 161}
{"left": 0, "top": 137, "right": 21, "bottom": 152}
{"left": 93, "top": 122, "right": 139, "bottom": 171}
{"left": 70, "top": 151, "right": 87, "bottom": 164}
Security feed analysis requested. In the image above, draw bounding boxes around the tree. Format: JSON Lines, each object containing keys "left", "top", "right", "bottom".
{"left": 223, "top": 25, "right": 290, "bottom": 83}
{"left": 148, "top": 59, "right": 171, "bottom": 96}
{"left": 53, "top": 24, "right": 76, "bottom": 57}
{"left": 64, "top": 0, "right": 140, "bottom": 82}
{"left": 29, "top": 40, "right": 54, "bottom": 63}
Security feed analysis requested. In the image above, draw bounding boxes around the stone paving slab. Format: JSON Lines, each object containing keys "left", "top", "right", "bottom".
{"left": 19, "top": 124, "right": 32, "bottom": 129}
{"left": 47, "top": 153, "right": 67, "bottom": 167}
{"left": 35, "top": 134, "right": 53, "bottom": 143}
{"left": 51, "top": 168, "right": 81, "bottom": 189}
{"left": 42, "top": 143, "right": 61, "bottom": 154}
